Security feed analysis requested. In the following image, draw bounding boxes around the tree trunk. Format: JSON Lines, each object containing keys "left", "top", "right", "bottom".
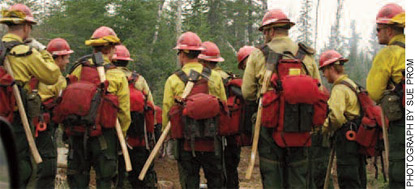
{"left": 150, "top": 0, "right": 166, "bottom": 54}
{"left": 314, "top": 0, "right": 320, "bottom": 50}
{"left": 261, "top": 0, "right": 267, "bottom": 12}
{"left": 176, "top": 0, "right": 183, "bottom": 38}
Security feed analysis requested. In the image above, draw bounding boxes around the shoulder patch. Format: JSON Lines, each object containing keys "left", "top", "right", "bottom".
{"left": 298, "top": 43, "right": 315, "bottom": 55}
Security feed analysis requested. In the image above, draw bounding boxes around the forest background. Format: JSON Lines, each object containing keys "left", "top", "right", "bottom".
{"left": 0, "top": 0, "right": 403, "bottom": 105}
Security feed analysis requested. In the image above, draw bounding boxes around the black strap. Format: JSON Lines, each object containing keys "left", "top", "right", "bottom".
{"left": 69, "top": 54, "right": 92, "bottom": 74}
{"left": 175, "top": 67, "right": 212, "bottom": 84}
{"left": 201, "top": 67, "right": 211, "bottom": 79}
{"left": 129, "top": 71, "right": 140, "bottom": 85}
{"left": 339, "top": 80, "right": 364, "bottom": 119}
{"left": 390, "top": 41, "right": 405, "bottom": 49}
{"left": 175, "top": 70, "right": 188, "bottom": 84}
{"left": 1, "top": 41, "right": 30, "bottom": 66}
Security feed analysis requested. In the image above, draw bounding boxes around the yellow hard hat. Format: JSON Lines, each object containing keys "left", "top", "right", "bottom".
{"left": 0, "top": 4, "right": 37, "bottom": 25}
{"left": 85, "top": 26, "right": 121, "bottom": 46}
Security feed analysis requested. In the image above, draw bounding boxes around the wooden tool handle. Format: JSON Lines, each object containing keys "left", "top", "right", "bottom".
{"left": 139, "top": 80, "right": 195, "bottom": 180}
{"left": 4, "top": 59, "right": 42, "bottom": 164}
{"left": 323, "top": 146, "right": 335, "bottom": 189}
{"left": 245, "top": 70, "right": 272, "bottom": 179}
{"left": 116, "top": 119, "right": 132, "bottom": 172}
{"left": 245, "top": 98, "right": 262, "bottom": 179}
{"left": 96, "top": 62, "right": 132, "bottom": 171}
{"left": 381, "top": 109, "right": 389, "bottom": 172}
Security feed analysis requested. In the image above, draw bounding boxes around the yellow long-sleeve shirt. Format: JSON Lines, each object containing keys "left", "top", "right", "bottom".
{"left": 242, "top": 36, "right": 321, "bottom": 101}
{"left": 162, "top": 62, "right": 227, "bottom": 130}
{"left": 2, "top": 33, "right": 61, "bottom": 91}
{"left": 71, "top": 56, "right": 131, "bottom": 134}
{"left": 213, "top": 66, "right": 230, "bottom": 81}
{"left": 38, "top": 75, "right": 67, "bottom": 102}
{"left": 323, "top": 75, "right": 361, "bottom": 133}
{"left": 366, "top": 34, "right": 405, "bottom": 103}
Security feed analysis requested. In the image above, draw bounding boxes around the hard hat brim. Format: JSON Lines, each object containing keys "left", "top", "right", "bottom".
{"left": 319, "top": 57, "right": 348, "bottom": 70}
{"left": 259, "top": 21, "right": 295, "bottom": 31}
{"left": 198, "top": 54, "right": 225, "bottom": 62}
{"left": 52, "top": 50, "right": 74, "bottom": 56}
{"left": 113, "top": 57, "right": 133, "bottom": 61}
{"left": 173, "top": 45, "right": 205, "bottom": 51}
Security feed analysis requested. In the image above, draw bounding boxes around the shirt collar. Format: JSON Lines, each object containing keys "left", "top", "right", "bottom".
{"left": 182, "top": 62, "right": 203, "bottom": 69}
{"left": 3, "top": 33, "right": 24, "bottom": 43}
{"left": 389, "top": 34, "right": 405, "bottom": 46}
{"left": 333, "top": 74, "right": 348, "bottom": 85}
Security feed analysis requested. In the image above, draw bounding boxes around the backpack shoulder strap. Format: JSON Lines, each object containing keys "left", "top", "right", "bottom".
{"left": 339, "top": 80, "right": 364, "bottom": 117}
{"left": 390, "top": 41, "right": 405, "bottom": 49}
{"left": 201, "top": 67, "right": 211, "bottom": 79}
{"left": 295, "top": 42, "right": 315, "bottom": 61}
{"left": 68, "top": 54, "right": 92, "bottom": 74}
{"left": 175, "top": 70, "right": 189, "bottom": 84}
{"left": 4, "top": 41, "right": 33, "bottom": 57}
{"left": 258, "top": 44, "right": 283, "bottom": 72}
{"left": 0, "top": 41, "right": 29, "bottom": 66}
{"left": 129, "top": 71, "right": 140, "bottom": 85}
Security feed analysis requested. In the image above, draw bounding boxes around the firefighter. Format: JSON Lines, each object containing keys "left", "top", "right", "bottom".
{"left": 112, "top": 44, "right": 157, "bottom": 188}
{"left": 67, "top": 26, "right": 131, "bottom": 189}
{"left": 199, "top": 41, "right": 242, "bottom": 188}
{"left": 199, "top": 41, "right": 230, "bottom": 81}
{"left": 33, "top": 38, "right": 74, "bottom": 189}
{"left": 162, "top": 31, "right": 227, "bottom": 188}
{"left": 366, "top": 3, "right": 405, "bottom": 188}
{"left": 242, "top": 9, "right": 322, "bottom": 188}
{"left": 320, "top": 50, "right": 367, "bottom": 188}
{"left": 237, "top": 45, "right": 255, "bottom": 70}
{"left": 0, "top": 4, "right": 61, "bottom": 187}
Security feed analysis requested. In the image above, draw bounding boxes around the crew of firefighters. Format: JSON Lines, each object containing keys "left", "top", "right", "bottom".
{"left": 0, "top": 2, "right": 405, "bottom": 189}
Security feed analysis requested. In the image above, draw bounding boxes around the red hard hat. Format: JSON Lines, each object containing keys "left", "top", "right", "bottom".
{"left": 259, "top": 9, "right": 295, "bottom": 31}
{"left": 113, "top": 45, "right": 133, "bottom": 61}
{"left": 198, "top": 41, "right": 224, "bottom": 62}
{"left": 319, "top": 50, "right": 348, "bottom": 70}
{"left": 237, "top": 46, "right": 255, "bottom": 69}
{"left": 9, "top": 4, "right": 36, "bottom": 24}
{"left": 376, "top": 3, "right": 404, "bottom": 25}
{"left": 173, "top": 32, "right": 205, "bottom": 51}
{"left": 46, "top": 38, "right": 74, "bottom": 56}
{"left": 91, "top": 26, "right": 117, "bottom": 39}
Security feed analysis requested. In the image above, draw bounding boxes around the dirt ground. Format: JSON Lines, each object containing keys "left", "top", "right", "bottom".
{"left": 50, "top": 146, "right": 387, "bottom": 189}
{"left": 154, "top": 146, "right": 262, "bottom": 189}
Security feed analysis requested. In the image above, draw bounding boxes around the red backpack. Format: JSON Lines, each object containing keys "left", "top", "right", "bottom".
{"left": 224, "top": 78, "right": 256, "bottom": 146}
{"left": 168, "top": 68, "right": 229, "bottom": 154}
{"left": 340, "top": 81, "right": 386, "bottom": 157}
{"left": 0, "top": 41, "right": 27, "bottom": 122}
{"left": 126, "top": 72, "right": 155, "bottom": 147}
{"left": 53, "top": 55, "right": 119, "bottom": 137}
{"left": 259, "top": 44, "right": 328, "bottom": 147}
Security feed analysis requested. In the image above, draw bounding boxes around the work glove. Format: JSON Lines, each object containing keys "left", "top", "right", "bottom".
{"left": 25, "top": 38, "right": 46, "bottom": 51}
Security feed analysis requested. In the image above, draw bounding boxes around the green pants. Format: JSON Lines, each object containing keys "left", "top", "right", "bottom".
{"left": 309, "top": 132, "right": 332, "bottom": 189}
{"left": 258, "top": 127, "right": 309, "bottom": 189}
{"left": 35, "top": 123, "right": 57, "bottom": 189}
{"left": 176, "top": 140, "right": 225, "bottom": 189}
{"left": 388, "top": 118, "right": 404, "bottom": 189}
{"left": 67, "top": 129, "right": 118, "bottom": 189}
{"left": 11, "top": 112, "right": 33, "bottom": 188}
{"left": 116, "top": 146, "right": 157, "bottom": 188}
{"left": 224, "top": 135, "right": 241, "bottom": 189}
{"left": 334, "top": 128, "right": 367, "bottom": 189}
